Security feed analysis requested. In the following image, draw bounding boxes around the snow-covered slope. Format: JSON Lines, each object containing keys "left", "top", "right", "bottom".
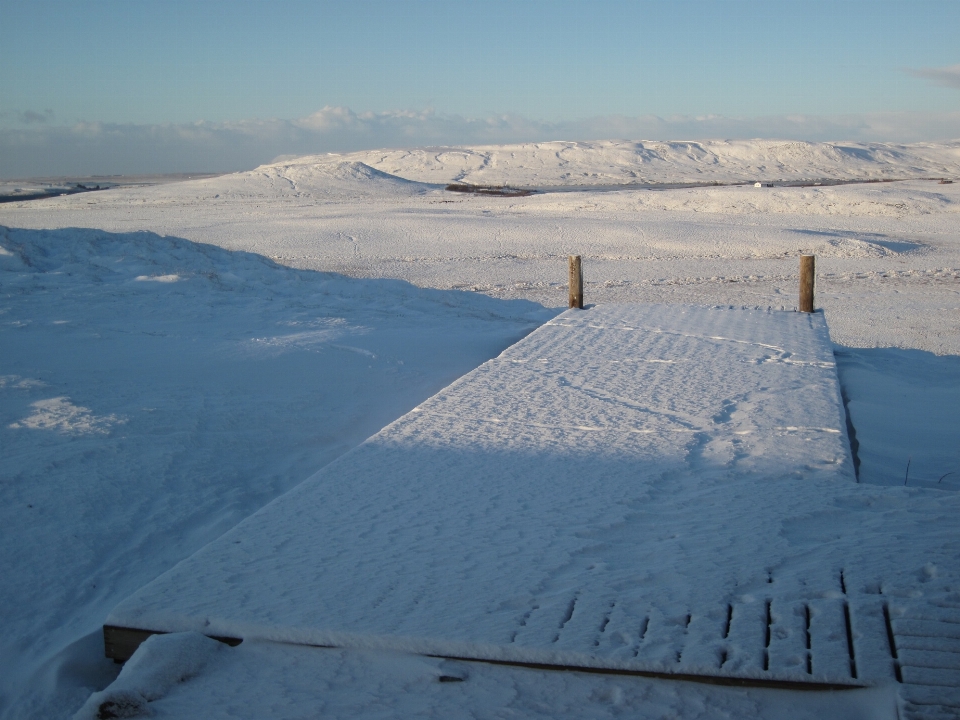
{"left": 329, "top": 139, "right": 960, "bottom": 186}
{"left": 196, "top": 159, "right": 437, "bottom": 201}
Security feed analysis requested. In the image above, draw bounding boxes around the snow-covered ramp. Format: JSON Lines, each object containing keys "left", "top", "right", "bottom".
{"left": 104, "top": 305, "right": 959, "bottom": 711}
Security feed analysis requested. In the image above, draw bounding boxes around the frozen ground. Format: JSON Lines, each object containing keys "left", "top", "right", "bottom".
{"left": 1, "top": 140, "right": 959, "bottom": 719}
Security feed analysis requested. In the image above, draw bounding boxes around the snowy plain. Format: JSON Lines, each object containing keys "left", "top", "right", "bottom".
{"left": 1, "top": 139, "right": 959, "bottom": 719}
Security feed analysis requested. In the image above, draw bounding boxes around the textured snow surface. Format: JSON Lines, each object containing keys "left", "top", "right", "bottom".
{"left": 4, "top": 141, "right": 959, "bottom": 356}
{"left": 317, "top": 139, "right": 960, "bottom": 187}
{"left": 79, "top": 635, "right": 901, "bottom": 720}
{"left": 109, "top": 306, "right": 955, "bottom": 696}
{"left": 0, "top": 226, "right": 546, "bottom": 719}
{"left": 2, "top": 139, "right": 959, "bottom": 719}
{"left": 73, "top": 632, "right": 223, "bottom": 720}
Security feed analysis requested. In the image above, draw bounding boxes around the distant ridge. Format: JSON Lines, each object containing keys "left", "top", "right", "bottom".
{"left": 283, "top": 139, "right": 960, "bottom": 188}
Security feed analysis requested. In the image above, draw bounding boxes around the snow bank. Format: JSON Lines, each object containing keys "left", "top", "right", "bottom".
{"left": 72, "top": 633, "right": 222, "bottom": 720}
{"left": 836, "top": 348, "right": 960, "bottom": 487}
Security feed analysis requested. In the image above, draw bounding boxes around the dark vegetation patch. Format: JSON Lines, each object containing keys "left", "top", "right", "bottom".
{"left": 445, "top": 184, "right": 534, "bottom": 197}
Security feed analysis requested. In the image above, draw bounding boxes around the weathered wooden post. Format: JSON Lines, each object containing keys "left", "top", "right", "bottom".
{"left": 799, "top": 255, "right": 815, "bottom": 313}
{"left": 568, "top": 255, "right": 583, "bottom": 309}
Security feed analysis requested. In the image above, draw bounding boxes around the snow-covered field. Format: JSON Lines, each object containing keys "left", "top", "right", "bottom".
{"left": 1, "top": 140, "right": 959, "bottom": 719}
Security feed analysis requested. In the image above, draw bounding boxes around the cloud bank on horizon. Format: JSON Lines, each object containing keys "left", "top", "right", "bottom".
{"left": 2, "top": 0, "right": 959, "bottom": 178}
{"left": 2, "top": 106, "right": 960, "bottom": 179}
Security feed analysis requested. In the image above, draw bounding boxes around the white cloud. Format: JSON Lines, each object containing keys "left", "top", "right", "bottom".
{"left": 1, "top": 107, "right": 958, "bottom": 178}
{"left": 908, "top": 64, "right": 960, "bottom": 91}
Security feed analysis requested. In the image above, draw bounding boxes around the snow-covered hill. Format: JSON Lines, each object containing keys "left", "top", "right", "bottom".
{"left": 317, "top": 139, "right": 960, "bottom": 186}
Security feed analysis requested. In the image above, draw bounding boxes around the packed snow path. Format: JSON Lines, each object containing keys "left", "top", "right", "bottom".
{"left": 106, "top": 305, "right": 959, "bottom": 715}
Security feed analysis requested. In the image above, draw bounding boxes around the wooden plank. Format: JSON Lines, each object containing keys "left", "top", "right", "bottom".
{"left": 847, "top": 598, "right": 899, "bottom": 683}
{"left": 718, "top": 600, "right": 766, "bottom": 674}
{"left": 808, "top": 599, "right": 856, "bottom": 680}
{"left": 103, "top": 624, "right": 241, "bottom": 662}
{"left": 103, "top": 625, "right": 161, "bottom": 662}
{"left": 101, "top": 623, "right": 863, "bottom": 689}
{"left": 767, "top": 601, "right": 811, "bottom": 676}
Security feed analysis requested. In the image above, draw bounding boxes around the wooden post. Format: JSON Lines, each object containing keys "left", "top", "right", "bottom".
{"left": 568, "top": 255, "right": 583, "bottom": 309}
{"left": 799, "top": 255, "right": 815, "bottom": 313}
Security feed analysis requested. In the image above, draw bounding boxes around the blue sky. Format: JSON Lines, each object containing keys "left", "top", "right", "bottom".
{"left": 1, "top": 0, "right": 958, "bottom": 176}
